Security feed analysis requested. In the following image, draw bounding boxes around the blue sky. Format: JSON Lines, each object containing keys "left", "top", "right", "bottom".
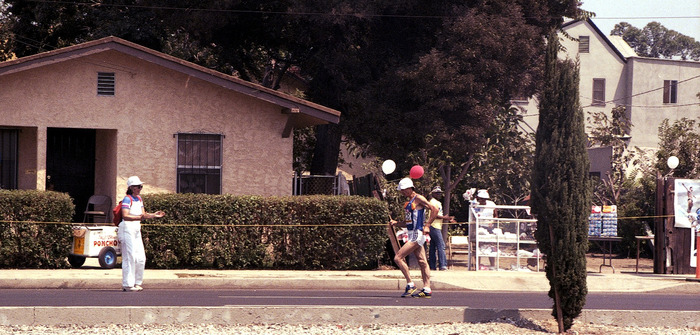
{"left": 579, "top": 0, "right": 700, "bottom": 41}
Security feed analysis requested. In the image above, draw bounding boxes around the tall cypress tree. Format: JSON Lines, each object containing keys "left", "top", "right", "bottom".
{"left": 531, "top": 31, "right": 591, "bottom": 332}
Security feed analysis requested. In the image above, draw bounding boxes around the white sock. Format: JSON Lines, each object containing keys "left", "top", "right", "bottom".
{"left": 423, "top": 287, "right": 431, "bottom": 293}
{"left": 407, "top": 282, "right": 415, "bottom": 288}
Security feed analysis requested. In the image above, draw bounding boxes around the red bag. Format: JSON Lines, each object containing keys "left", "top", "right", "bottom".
{"left": 112, "top": 201, "right": 124, "bottom": 226}
{"left": 112, "top": 195, "right": 140, "bottom": 226}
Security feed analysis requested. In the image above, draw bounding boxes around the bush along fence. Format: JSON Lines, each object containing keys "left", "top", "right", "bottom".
{"left": 0, "top": 190, "right": 390, "bottom": 270}
{"left": 143, "top": 194, "right": 389, "bottom": 270}
{"left": 0, "top": 190, "right": 74, "bottom": 268}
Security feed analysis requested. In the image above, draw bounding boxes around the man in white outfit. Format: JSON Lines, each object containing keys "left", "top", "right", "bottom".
{"left": 118, "top": 176, "right": 165, "bottom": 292}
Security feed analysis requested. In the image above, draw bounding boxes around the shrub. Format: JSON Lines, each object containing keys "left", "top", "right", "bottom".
{"left": 0, "top": 190, "right": 74, "bottom": 268}
{"left": 141, "top": 194, "right": 389, "bottom": 270}
{"left": 0, "top": 191, "right": 390, "bottom": 270}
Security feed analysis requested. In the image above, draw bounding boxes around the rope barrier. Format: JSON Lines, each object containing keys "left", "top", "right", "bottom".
{"left": 0, "top": 220, "right": 388, "bottom": 227}
{"left": 0, "top": 214, "right": 676, "bottom": 227}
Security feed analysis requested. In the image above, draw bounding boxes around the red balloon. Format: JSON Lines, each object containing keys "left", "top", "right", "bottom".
{"left": 409, "top": 165, "right": 424, "bottom": 179}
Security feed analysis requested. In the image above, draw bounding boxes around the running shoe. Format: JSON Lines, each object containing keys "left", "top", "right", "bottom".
{"left": 122, "top": 286, "right": 139, "bottom": 292}
{"left": 412, "top": 288, "right": 432, "bottom": 298}
{"left": 401, "top": 285, "right": 417, "bottom": 298}
{"left": 134, "top": 284, "right": 143, "bottom": 291}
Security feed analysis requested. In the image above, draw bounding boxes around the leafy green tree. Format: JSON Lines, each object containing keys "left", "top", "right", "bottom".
{"left": 586, "top": 106, "right": 661, "bottom": 256}
{"left": 531, "top": 31, "right": 590, "bottom": 332}
{"left": 467, "top": 106, "right": 535, "bottom": 205}
{"left": 586, "top": 105, "right": 632, "bottom": 205}
{"left": 611, "top": 21, "right": 700, "bottom": 61}
{"left": 342, "top": 0, "right": 579, "bottom": 211}
{"left": 5, "top": 0, "right": 167, "bottom": 56}
{"left": 655, "top": 118, "right": 700, "bottom": 178}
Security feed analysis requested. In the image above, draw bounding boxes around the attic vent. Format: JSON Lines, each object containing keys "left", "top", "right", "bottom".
{"left": 578, "top": 36, "right": 590, "bottom": 53}
{"left": 97, "top": 72, "right": 115, "bottom": 96}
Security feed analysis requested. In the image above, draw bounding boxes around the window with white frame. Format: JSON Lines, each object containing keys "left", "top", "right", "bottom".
{"left": 177, "top": 133, "right": 222, "bottom": 194}
{"left": 663, "top": 80, "right": 677, "bottom": 104}
{"left": 592, "top": 78, "right": 605, "bottom": 106}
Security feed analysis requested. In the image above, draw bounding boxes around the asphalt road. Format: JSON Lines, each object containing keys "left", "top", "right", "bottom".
{"left": 1, "top": 289, "right": 699, "bottom": 311}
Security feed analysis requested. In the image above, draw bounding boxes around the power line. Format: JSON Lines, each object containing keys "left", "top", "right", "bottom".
{"left": 591, "top": 16, "right": 700, "bottom": 20}
{"left": 581, "top": 74, "right": 700, "bottom": 108}
{"left": 7, "top": 33, "right": 58, "bottom": 51}
{"left": 21, "top": 1, "right": 700, "bottom": 21}
{"left": 23, "top": 0, "right": 448, "bottom": 18}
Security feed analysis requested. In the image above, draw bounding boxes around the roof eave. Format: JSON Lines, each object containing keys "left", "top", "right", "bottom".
{"left": 0, "top": 36, "right": 341, "bottom": 125}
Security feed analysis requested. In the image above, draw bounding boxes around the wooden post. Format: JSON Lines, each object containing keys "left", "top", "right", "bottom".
{"left": 387, "top": 222, "right": 400, "bottom": 256}
{"left": 654, "top": 172, "right": 665, "bottom": 274}
{"left": 664, "top": 177, "right": 675, "bottom": 274}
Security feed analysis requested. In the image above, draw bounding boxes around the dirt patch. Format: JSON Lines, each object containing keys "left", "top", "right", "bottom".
{"left": 585, "top": 253, "right": 653, "bottom": 274}
{"left": 447, "top": 251, "right": 656, "bottom": 274}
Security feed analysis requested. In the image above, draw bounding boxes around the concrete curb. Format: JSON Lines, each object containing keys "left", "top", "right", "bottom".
{"left": 1, "top": 306, "right": 698, "bottom": 328}
{"left": 0, "top": 278, "right": 404, "bottom": 291}
{"left": 2, "top": 276, "right": 695, "bottom": 292}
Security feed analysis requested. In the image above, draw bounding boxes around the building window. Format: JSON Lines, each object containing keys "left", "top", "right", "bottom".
{"left": 0, "top": 129, "right": 18, "bottom": 189}
{"left": 592, "top": 78, "right": 606, "bottom": 106}
{"left": 663, "top": 80, "right": 677, "bottom": 104}
{"left": 97, "top": 72, "right": 115, "bottom": 96}
{"left": 578, "top": 36, "right": 590, "bottom": 53}
{"left": 177, "top": 133, "right": 222, "bottom": 194}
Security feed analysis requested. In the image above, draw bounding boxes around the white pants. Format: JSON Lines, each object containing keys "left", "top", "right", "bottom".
{"left": 118, "top": 220, "right": 145, "bottom": 288}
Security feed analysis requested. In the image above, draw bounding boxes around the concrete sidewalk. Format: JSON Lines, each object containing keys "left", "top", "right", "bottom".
{"left": 0, "top": 264, "right": 697, "bottom": 293}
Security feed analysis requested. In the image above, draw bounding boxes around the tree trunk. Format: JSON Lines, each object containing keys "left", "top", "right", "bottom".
{"left": 439, "top": 157, "right": 473, "bottom": 241}
{"left": 310, "top": 123, "right": 342, "bottom": 175}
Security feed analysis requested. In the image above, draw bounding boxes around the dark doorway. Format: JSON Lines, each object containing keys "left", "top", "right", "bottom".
{"left": 47, "top": 128, "right": 96, "bottom": 222}
{"left": 0, "top": 129, "right": 19, "bottom": 189}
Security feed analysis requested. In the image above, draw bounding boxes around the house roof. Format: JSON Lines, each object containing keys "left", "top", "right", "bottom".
{"left": 0, "top": 36, "right": 340, "bottom": 125}
{"left": 562, "top": 19, "right": 628, "bottom": 63}
{"left": 607, "top": 35, "right": 638, "bottom": 58}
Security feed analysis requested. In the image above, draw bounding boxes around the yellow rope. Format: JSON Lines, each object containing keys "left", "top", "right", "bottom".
{"left": 0, "top": 214, "right": 676, "bottom": 227}
{"left": 0, "top": 220, "right": 386, "bottom": 227}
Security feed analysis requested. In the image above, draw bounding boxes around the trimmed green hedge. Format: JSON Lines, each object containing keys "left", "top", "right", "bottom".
{"left": 0, "top": 190, "right": 74, "bottom": 268}
{"left": 140, "top": 194, "right": 390, "bottom": 270}
{"left": 0, "top": 191, "right": 390, "bottom": 270}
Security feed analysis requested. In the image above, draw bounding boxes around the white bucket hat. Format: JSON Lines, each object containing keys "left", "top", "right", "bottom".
{"left": 397, "top": 178, "right": 414, "bottom": 190}
{"left": 476, "top": 189, "right": 490, "bottom": 199}
{"left": 127, "top": 176, "right": 144, "bottom": 187}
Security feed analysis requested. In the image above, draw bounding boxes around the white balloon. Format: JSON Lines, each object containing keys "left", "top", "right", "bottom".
{"left": 382, "top": 160, "right": 396, "bottom": 174}
{"left": 667, "top": 156, "right": 679, "bottom": 169}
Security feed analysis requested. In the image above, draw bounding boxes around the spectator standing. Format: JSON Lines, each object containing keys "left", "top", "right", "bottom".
{"left": 428, "top": 186, "right": 455, "bottom": 271}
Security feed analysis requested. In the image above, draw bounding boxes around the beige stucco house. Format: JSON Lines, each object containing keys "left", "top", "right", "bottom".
{"left": 0, "top": 36, "right": 340, "bottom": 215}
{"left": 514, "top": 19, "right": 700, "bottom": 177}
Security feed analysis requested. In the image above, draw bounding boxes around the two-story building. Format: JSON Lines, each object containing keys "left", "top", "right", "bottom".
{"left": 514, "top": 19, "right": 700, "bottom": 177}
